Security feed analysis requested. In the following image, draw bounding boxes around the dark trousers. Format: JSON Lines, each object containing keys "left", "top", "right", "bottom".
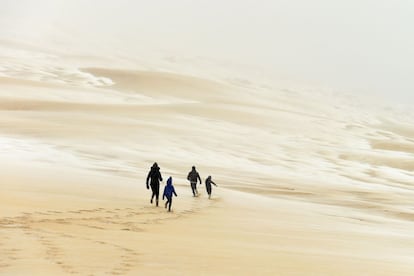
{"left": 151, "top": 183, "right": 160, "bottom": 205}
{"left": 165, "top": 196, "right": 173, "bottom": 211}
{"left": 191, "top": 182, "right": 197, "bottom": 196}
{"left": 206, "top": 184, "right": 212, "bottom": 195}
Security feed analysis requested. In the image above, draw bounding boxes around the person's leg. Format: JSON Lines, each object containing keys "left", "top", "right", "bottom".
{"left": 191, "top": 182, "right": 196, "bottom": 196}
{"left": 207, "top": 184, "right": 211, "bottom": 199}
{"left": 150, "top": 184, "right": 155, "bottom": 203}
{"left": 195, "top": 182, "right": 199, "bottom": 195}
{"left": 151, "top": 191, "right": 154, "bottom": 203}
{"left": 168, "top": 197, "right": 172, "bottom": 212}
{"left": 154, "top": 184, "right": 160, "bottom": 206}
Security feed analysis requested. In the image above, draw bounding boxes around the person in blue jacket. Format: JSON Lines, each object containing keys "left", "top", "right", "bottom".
{"left": 163, "top": 177, "right": 178, "bottom": 212}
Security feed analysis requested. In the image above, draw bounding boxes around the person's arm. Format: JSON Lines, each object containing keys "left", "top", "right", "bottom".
{"left": 173, "top": 187, "right": 178, "bottom": 197}
{"left": 197, "top": 173, "right": 202, "bottom": 184}
{"left": 211, "top": 180, "right": 217, "bottom": 186}
{"left": 146, "top": 171, "right": 150, "bottom": 189}
{"left": 162, "top": 187, "right": 166, "bottom": 200}
{"left": 187, "top": 172, "right": 191, "bottom": 181}
{"left": 158, "top": 171, "right": 163, "bottom": 182}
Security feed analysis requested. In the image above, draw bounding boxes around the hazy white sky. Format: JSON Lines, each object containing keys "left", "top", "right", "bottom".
{"left": 0, "top": 0, "right": 413, "bottom": 102}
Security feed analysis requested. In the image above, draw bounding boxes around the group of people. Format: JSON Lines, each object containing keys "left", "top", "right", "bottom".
{"left": 146, "top": 163, "right": 218, "bottom": 212}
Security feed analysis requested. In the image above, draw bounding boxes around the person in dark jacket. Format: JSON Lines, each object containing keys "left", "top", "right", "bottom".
{"left": 187, "top": 166, "right": 202, "bottom": 197}
{"left": 163, "top": 176, "right": 178, "bottom": 212}
{"left": 146, "top": 162, "right": 163, "bottom": 206}
{"left": 205, "top": 175, "right": 217, "bottom": 199}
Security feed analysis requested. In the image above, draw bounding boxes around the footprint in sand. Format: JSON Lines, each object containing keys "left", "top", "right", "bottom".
{"left": 20, "top": 228, "right": 79, "bottom": 274}
{"left": 0, "top": 202, "right": 216, "bottom": 274}
{"left": 0, "top": 231, "right": 23, "bottom": 269}
{"left": 109, "top": 246, "right": 139, "bottom": 275}
{"left": 47, "top": 210, "right": 62, "bottom": 214}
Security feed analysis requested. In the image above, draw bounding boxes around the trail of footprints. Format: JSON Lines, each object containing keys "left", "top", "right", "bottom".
{"left": 0, "top": 199, "right": 210, "bottom": 275}
{"left": 0, "top": 233, "right": 14, "bottom": 269}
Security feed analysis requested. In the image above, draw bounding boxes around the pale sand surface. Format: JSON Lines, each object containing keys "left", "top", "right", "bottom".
{"left": 2, "top": 161, "right": 413, "bottom": 275}
{"left": 1, "top": 44, "right": 414, "bottom": 275}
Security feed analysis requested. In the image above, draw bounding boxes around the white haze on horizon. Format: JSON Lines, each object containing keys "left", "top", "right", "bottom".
{"left": 0, "top": 0, "right": 413, "bottom": 103}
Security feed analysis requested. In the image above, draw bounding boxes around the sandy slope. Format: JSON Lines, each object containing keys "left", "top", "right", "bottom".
{"left": 1, "top": 53, "right": 414, "bottom": 275}
{"left": 1, "top": 160, "right": 413, "bottom": 275}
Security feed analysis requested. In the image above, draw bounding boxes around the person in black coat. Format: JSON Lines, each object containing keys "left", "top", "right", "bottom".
{"left": 146, "top": 162, "right": 163, "bottom": 206}
{"left": 205, "top": 175, "right": 217, "bottom": 199}
{"left": 187, "top": 166, "right": 202, "bottom": 197}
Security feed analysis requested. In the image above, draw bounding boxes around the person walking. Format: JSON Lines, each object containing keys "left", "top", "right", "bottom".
{"left": 146, "top": 162, "right": 163, "bottom": 206}
{"left": 205, "top": 175, "right": 217, "bottom": 199}
{"left": 187, "top": 166, "right": 202, "bottom": 197}
{"left": 163, "top": 177, "right": 178, "bottom": 212}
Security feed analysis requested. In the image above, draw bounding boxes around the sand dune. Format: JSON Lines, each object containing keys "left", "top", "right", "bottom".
{"left": 1, "top": 38, "right": 414, "bottom": 275}
{"left": 2, "top": 161, "right": 413, "bottom": 275}
{"left": 83, "top": 68, "right": 226, "bottom": 100}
